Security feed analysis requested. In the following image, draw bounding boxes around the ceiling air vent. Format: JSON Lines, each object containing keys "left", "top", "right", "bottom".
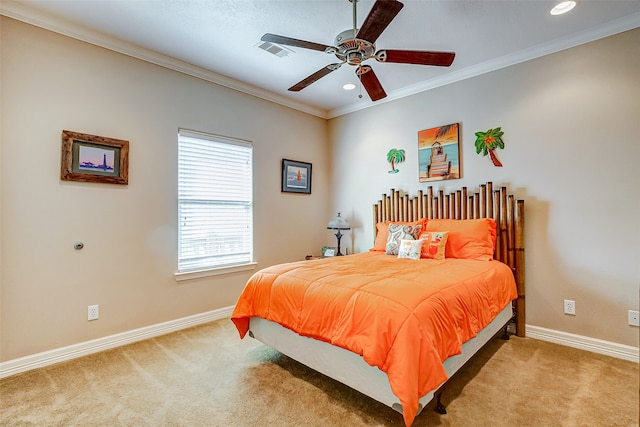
{"left": 256, "top": 41, "right": 293, "bottom": 58}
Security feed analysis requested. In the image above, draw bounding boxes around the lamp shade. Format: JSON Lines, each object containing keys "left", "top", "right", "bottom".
{"left": 327, "top": 213, "right": 350, "bottom": 230}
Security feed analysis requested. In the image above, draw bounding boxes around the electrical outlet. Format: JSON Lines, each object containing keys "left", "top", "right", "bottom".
{"left": 629, "top": 310, "right": 640, "bottom": 327}
{"left": 88, "top": 304, "right": 99, "bottom": 321}
{"left": 564, "top": 300, "right": 576, "bottom": 315}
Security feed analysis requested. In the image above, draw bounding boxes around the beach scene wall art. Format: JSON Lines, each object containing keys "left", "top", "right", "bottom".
{"left": 418, "top": 123, "right": 461, "bottom": 183}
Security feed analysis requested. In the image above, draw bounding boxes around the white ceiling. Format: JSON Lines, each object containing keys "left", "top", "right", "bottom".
{"left": 3, "top": 0, "right": 640, "bottom": 118}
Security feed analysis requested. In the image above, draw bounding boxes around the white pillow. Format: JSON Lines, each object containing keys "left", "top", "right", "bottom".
{"left": 397, "top": 239, "right": 423, "bottom": 260}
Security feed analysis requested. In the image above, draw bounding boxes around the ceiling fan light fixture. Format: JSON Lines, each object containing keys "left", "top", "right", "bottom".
{"left": 550, "top": 0, "right": 578, "bottom": 15}
{"left": 343, "top": 83, "right": 357, "bottom": 91}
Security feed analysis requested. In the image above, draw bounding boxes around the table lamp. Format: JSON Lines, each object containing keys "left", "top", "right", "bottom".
{"left": 327, "top": 213, "right": 350, "bottom": 256}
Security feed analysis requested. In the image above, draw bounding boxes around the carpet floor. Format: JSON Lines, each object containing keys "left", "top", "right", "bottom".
{"left": 1, "top": 318, "right": 638, "bottom": 426}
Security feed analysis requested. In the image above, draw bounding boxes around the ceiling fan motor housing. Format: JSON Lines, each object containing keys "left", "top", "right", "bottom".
{"left": 334, "top": 29, "right": 375, "bottom": 66}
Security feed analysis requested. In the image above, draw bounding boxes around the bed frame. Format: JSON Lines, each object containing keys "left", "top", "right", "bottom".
{"left": 248, "top": 182, "right": 525, "bottom": 420}
{"left": 373, "top": 181, "right": 526, "bottom": 337}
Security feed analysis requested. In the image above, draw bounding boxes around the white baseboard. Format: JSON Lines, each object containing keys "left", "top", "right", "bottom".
{"left": 526, "top": 324, "right": 639, "bottom": 363}
{"left": 0, "top": 306, "right": 234, "bottom": 379}
{"left": 3, "top": 313, "right": 637, "bottom": 379}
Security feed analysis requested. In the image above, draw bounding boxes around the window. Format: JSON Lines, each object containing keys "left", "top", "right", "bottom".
{"left": 177, "top": 129, "right": 253, "bottom": 274}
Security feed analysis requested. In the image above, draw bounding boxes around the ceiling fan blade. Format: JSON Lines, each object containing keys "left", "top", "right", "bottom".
{"left": 357, "top": 65, "right": 387, "bottom": 101}
{"left": 289, "top": 63, "right": 342, "bottom": 92}
{"left": 377, "top": 49, "right": 455, "bottom": 67}
{"left": 356, "top": 0, "right": 404, "bottom": 44}
{"left": 261, "top": 33, "right": 333, "bottom": 52}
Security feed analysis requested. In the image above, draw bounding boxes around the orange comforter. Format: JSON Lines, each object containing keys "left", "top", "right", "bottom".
{"left": 231, "top": 252, "right": 517, "bottom": 426}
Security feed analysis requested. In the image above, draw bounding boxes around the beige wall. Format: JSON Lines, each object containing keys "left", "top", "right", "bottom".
{"left": 328, "top": 29, "right": 640, "bottom": 347}
{"left": 0, "top": 17, "right": 330, "bottom": 361}
{"left": 1, "top": 17, "right": 639, "bottom": 363}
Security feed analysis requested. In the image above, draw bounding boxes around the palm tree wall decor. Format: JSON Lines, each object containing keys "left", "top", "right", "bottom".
{"left": 474, "top": 127, "right": 505, "bottom": 167}
{"left": 386, "top": 148, "right": 406, "bottom": 174}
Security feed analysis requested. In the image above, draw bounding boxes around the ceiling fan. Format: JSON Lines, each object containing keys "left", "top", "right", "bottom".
{"left": 261, "top": 0, "right": 455, "bottom": 102}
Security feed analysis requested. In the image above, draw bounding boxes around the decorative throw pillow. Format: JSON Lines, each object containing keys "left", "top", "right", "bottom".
{"left": 419, "top": 231, "right": 449, "bottom": 260}
{"left": 371, "top": 218, "right": 427, "bottom": 252}
{"left": 397, "top": 239, "right": 423, "bottom": 260}
{"left": 385, "top": 224, "right": 422, "bottom": 255}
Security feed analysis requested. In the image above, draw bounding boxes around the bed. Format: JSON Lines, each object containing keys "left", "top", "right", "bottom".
{"left": 232, "top": 182, "right": 525, "bottom": 426}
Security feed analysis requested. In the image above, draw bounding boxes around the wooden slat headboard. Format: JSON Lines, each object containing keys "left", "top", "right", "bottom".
{"left": 373, "top": 182, "right": 525, "bottom": 337}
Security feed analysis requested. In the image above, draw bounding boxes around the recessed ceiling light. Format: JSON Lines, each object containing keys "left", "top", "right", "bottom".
{"left": 343, "top": 83, "right": 356, "bottom": 91}
{"left": 550, "top": 1, "right": 578, "bottom": 15}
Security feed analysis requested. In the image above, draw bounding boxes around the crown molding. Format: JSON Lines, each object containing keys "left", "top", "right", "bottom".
{"left": 328, "top": 11, "right": 640, "bottom": 118}
{"left": 2, "top": 2, "right": 638, "bottom": 120}
{"left": 0, "top": 1, "right": 329, "bottom": 119}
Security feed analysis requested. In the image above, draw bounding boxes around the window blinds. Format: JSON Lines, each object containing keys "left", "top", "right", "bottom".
{"left": 178, "top": 129, "right": 253, "bottom": 272}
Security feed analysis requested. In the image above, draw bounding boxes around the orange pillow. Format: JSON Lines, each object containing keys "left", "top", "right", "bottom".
{"left": 425, "top": 218, "right": 496, "bottom": 260}
{"left": 371, "top": 218, "right": 427, "bottom": 252}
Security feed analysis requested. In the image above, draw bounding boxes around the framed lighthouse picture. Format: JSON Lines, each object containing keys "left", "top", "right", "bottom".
{"left": 61, "top": 130, "right": 129, "bottom": 185}
{"left": 281, "top": 158, "right": 312, "bottom": 194}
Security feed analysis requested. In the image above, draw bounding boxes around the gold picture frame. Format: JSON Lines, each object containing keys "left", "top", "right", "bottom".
{"left": 61, "top": 130, "right": 129, "bottom": 185}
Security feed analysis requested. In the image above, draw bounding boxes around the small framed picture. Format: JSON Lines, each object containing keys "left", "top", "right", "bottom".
{"left": 322, "top": 246, "right": 337, "bottom": 257}
{"left": 282, "top": 159, "right": 312, "bottom": 194}
{"left": 61, "top": 130, "right": 129, "bottom": 185}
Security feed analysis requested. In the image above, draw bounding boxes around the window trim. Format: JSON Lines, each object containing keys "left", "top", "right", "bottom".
{"left": 174, "top": 262, "right": 258, "bottom": 282}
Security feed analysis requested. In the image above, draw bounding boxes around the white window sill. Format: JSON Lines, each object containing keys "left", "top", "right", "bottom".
{"left": 175, "top": 262, "right": 258, "bottom": 282}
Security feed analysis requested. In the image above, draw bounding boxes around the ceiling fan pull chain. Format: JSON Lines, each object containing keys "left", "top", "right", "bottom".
{"left": 358, "top": 65, "right": 364, "bottom": 99}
